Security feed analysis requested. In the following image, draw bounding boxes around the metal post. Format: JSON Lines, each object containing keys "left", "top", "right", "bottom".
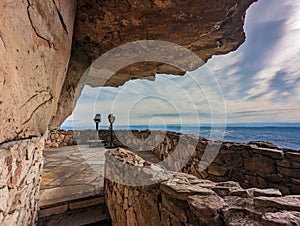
{"left": 107, "top": 114, "right": 116, "bottom": 148}
{"left": 95, "top": 122, "right": 99, "bottom": 140}
{"left": 109, "top": 123, "right": 113, "bottom": 146}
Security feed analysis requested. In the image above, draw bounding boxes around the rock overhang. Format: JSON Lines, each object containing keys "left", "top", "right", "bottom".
{"left": 51, "top": 0, "right": 258, "bottom": 127}
{"left": 0, "top": 0, "right": 258, "bottom": 143}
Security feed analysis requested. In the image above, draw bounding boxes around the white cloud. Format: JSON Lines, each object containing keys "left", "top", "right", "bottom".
{"left": 292, "top": 81, "right": 300, "bottom": 104}
{"left": 247, "top": 0, "right": 300, "bottom": 98}
{"left": 245, "top": 0, "right": 291, "bottom": 25}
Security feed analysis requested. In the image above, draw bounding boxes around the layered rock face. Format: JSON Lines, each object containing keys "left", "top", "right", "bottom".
{"left": 0, "top": 0, "right": 76, "bottom": 144}
{"left": 105, "top": 148, "right": 300, "bottom": 226}
{"left": 0, "top": 0, "right": 76, "bottom": 224}
{"left": 51, "top": 0, "right": 258, "bottom": 127}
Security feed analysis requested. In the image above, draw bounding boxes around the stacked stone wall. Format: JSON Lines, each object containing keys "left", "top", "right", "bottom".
{"left": 105, "top": 148, "right": 300, "bottom": 226}
{"left": 0, "top": 137, "right": 44, "bottom": 225}
{"left": 47, "top": 129, "right": 300, "bottom": 194}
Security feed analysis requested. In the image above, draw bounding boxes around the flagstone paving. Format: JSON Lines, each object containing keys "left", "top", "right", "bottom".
{"left": 38, "top": 144, "right": 161, "bottom": 225}
{"left": 38, "top": 145, "right": 109, "bottom": 225}
{"left": 40, "top": 145, "right": 106, "bottom": 208}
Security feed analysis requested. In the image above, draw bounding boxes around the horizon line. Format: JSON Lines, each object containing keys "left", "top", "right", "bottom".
{"left": 61, "top": 122, "right": 300, "bottom": 130}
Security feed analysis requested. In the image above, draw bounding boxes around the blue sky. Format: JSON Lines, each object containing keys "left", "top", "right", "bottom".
{"left": 63, "top": 0, "right": 300, "bottom": 129}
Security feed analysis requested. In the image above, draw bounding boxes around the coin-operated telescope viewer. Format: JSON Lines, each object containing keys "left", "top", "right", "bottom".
{"left": 106, "top": 114, "right": 116, "bottom": 148}
{"left": 87, "top": 113, "right": 103, "bottom": 147}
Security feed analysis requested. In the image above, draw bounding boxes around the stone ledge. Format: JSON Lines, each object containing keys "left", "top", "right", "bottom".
{"left": 69, "top": 196, "right": 105, "bottom": 210}
{"left": 39, "top": 195, "right": 107, "bottom": 218}
{"left": 251, "top": 146, "right": 284, "bottom": 159}
{"left": 39, "top": 204, "right": 68, "bottom": 218}
{"left": 39, "top": 184, "right": 103, "bottom": 208}
{"left": 286, "top": 152, "right": 300, "bottom": 162}
{"left": 38, "top": 203, "right": 109, "bottom": 226}
{"left": 254, "top": 196, "right": 300, "bottom": 212}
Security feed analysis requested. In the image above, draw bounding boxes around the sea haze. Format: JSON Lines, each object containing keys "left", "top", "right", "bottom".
{"left": 62, "top": 123, "right": 300, "bottom": 150}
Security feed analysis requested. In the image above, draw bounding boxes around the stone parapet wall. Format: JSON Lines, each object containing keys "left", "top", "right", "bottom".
{"left": 105, "top": 148, "right": 300, "bottom": 226}
{"left": 47, "top": 129, "right": 300, "bottom": 194}
{"left": 46, "top": 129, "right": 101, "bottom": 147}
{"left": 112, "top": 130, "right": 300, "bottom": 195}
{"left": 0, "top": 137, "right": 44, "bottom": 225}
{"left": 46, "top": 130, "right": 76, "bottom": 147}
{"left": 146, "top": 133, "right": 300, "bottom": 195}
{"left": 46, "top": 129, "right": 123, "bottom": 147}
{"left": 46, "top": 129, "right": 180, "bottom": 148}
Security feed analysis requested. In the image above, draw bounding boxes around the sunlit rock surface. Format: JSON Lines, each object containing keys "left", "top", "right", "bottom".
{"left": 0, "top": 0, "right": 76, "bottom": 144}
{"left": 51, "top": 0, "right": 257, "bottom": 127}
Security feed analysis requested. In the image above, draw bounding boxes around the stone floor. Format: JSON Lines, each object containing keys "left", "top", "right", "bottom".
{"left": 39, "top": 145, "right": 108, "bottom": 225}
{"left": 38, "top": 145, "right": 161, "bottom": 225}
{"left": 40, "top": 145, "right": 106, "bottom": 207}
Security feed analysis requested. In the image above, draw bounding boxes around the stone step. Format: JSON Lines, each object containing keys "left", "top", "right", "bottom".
{"left": 38, "top": 195, "right": 110, "bottom": 226}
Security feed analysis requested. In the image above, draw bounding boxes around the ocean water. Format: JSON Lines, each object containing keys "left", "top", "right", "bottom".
{"left": 117, "top": 124, "right": 300, "bottom": 150}
{"left": 62, "top": 123, "right": 300, "bottom": 150}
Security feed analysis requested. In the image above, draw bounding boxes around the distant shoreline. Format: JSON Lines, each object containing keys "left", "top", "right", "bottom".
{"left": 59, "top": 124, "right": 300, "bottom": 150}
{"left": 62, "top": 122, "right": 300, "bottom": 130}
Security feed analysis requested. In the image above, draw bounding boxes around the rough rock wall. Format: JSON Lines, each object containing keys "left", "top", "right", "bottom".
{"left": 0, "top": 0, "right": 76, "bottom": 224}
{"left": 0, "top": 0, "right": 76, "bottom": 144}
{"left": 0, "top": 137, "right": 44, "bottom": 225}
{"left": 51, "top": 0, "right": 258, "bottom": 127}
{"left": 105, "top": 148, "right": 300, "bottom": 226}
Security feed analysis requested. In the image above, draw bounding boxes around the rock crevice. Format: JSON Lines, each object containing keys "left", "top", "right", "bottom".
{"left": 26, "top": 0, "right": 53, "bottom": 48}
{"left": 21, "top": 93, "right": 53, "bottom": 127}
{"left": 0, "top": 32, "right": 7, "bottom": 50}
{"left": 52, "top": 0, "right": 69, "bottom": 35}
